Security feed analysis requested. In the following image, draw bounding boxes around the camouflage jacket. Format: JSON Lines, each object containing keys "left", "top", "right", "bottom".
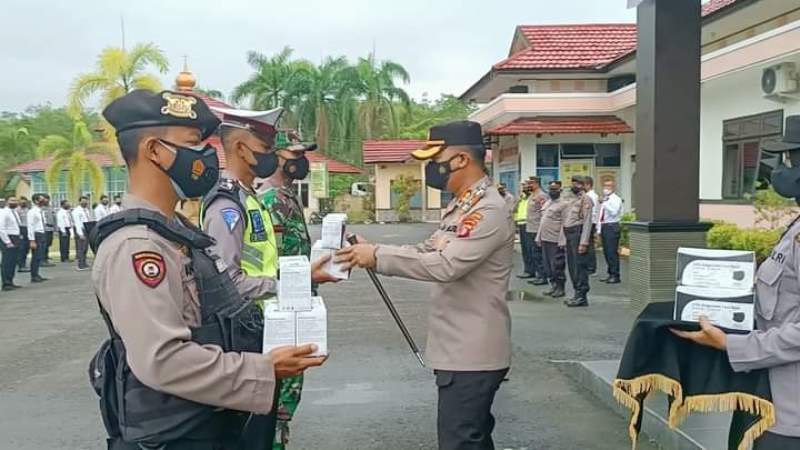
{"left": 262, "top": 184, "right": 311, "bottom": 258}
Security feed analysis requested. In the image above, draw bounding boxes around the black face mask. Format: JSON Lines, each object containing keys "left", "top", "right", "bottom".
{"left": 247, "top": 145, "right": 279, "bottom": 178}
{"left": 571, "top": 186, "right": 582, "bottom": 195}
{"left": 425, "top": 155, "right": 462, "bottom": 191}
{"left": 159, "top": 140, "right": 220, "bottom": 199}
{"left": 549, "top": 190, "right": 561, "bottom": 200}
{"left": 770, "top": 153, "right": 800, "bottom": 199}
{"left": 282, "top": 155, "right": 310, "bottom": 180}
{"left": 8, "top": 203, "right": 17, "bottom": 209}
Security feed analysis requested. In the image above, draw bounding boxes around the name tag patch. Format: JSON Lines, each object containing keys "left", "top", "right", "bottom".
{"left": 248, "top": 209, "right": 267, "bottom": 242}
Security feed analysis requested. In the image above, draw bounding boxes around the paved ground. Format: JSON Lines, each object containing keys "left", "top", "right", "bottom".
{"left": 0, "top": 223, "right": 655, "bottom": 450}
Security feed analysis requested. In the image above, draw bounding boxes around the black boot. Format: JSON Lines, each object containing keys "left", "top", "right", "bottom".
{"left": 542, "top": 284, "right": 557, "bottom": 296}
{"left": 550, "top": 284, "right": 566, "bottom": 298}
{"left": 566, "top": 296, "right": 589, "bottom": 307}
{"left": 529, "top": 277, "right": 549, "bottom": 286}
{"left": 606, "top": 277, "right": 621, "bottom": 284}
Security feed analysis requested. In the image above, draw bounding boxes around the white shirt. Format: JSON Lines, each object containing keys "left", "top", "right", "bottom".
{"left": 0, "top": 207, "right": 21, "bottom": 245}
{"left": 56, "top": 208, "right": 73, "bottom": 235}
{"left": 94, "top": 204, "right": 110, "bottom": 221}
{"left": 109, "top": 204, "right": 122, "bottom": 214}
{"left": 27, "top": 205, "right": 45, "bottom": 241}
{"left": 599, "top": 192, "right": 624, "bottom": 231}
{"left": 586, "top": 190, "right": 600, "bottom": 225}
{"left": 72, "top": 207, "right": 89, "bottom": 238}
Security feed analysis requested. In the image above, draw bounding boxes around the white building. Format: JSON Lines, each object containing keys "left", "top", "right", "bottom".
{"left": 462, "top": 0, "right": 800, "bottom": 227}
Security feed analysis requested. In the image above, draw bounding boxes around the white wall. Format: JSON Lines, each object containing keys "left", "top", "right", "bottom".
{"left": 700, "top": 53, "right": 800, "bottom": 200}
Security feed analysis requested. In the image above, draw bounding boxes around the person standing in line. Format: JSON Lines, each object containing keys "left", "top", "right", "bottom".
{"left": 17, "top": 196, "right": 30, "bottom": 273}
{"left": 598, "top": 179, "right": 624, "bottom": 284}
{"left": 26, "top": 193, "right": 48, "bottom": 283}
{"left": 497, "top": 183, "right": 515, "bottom": 212}
{"left": 562, "top": 176, "right": 593, "bottom": 307}
{"left": 40, "top": 194, "right": 56, "bottom": 267}
{"left": 514, "top": 184, "right": 534, "bottom": 279}
{"left": 0, "top": 198, "right": 6, "bottom": 209}
{"left": 536, "top": 181, "right": 568, "bottom": 299}
{"left": 56, "top": 200, "right": 73, "bottom": 263}
{"left": 526, "top": 177, "right": 550, "bottom": 286}
{"left": 109, "top": 195, "right": 123, "bottom": 214}
{"left": 583, "top": 176, "right": 599, "bottom": 276}
{"left": 94, "top": 194, "right": 111, "bottom": 221}
{"left": 0, "top": 196, "right": 22, "bottom": 290}
{"left": 72, "top": 196, "right": 90, "bottom": 271}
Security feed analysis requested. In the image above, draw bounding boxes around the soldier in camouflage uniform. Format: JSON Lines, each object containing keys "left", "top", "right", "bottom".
{"left": 257, "top": 130, "right": 318, "bottom": 450}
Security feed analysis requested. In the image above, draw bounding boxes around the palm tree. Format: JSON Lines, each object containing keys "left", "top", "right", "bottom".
{"left": 68, "top": 43, "right": 169, "bottom": 116}
{"left": 231, "top": 47, "right": 309, "bottom": 126}
{"left": 38, "top": 121, "right": 115, "bottom": 201}
{"left": 354, "top": 55, "right": 412, "bottom": 139}
{"left": 195, "top": 87, "right": 226, "bottom": 101}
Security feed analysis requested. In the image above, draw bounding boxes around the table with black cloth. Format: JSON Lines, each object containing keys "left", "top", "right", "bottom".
{"left": 613, "top": 302, "right": 775, "bottom": 450}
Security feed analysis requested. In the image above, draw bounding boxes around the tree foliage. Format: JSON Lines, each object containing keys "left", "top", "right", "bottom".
{"left": 392, "top": 174, "right": 421, "bottom": 222}
{"left": 753, "top": 186, "right": 798, "bottom": 228}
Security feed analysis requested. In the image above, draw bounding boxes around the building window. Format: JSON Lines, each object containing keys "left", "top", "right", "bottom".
{"left": 29, "top": 172, "right": 69, "bottom": 205}
{"left": 293, "top": 181, "right": 309, "bottom": 208}
{"left": 536, "top": 144, "right": 560, "bottom": 186}
{"left": 535, "top": 143, "right": 621, "bottom": 185}
{"left": 105, "top": 167, "right": 128, "bottom": 199}
{"left": 390, "top": 179, "right": 422, "bottom": 209}
{"left": 722, "top": 110, "right": 783, "bottom": 199}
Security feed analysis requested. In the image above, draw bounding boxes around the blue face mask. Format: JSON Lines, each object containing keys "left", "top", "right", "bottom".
{"left": 158, "top": 140, "right": 220, "bottom": 199}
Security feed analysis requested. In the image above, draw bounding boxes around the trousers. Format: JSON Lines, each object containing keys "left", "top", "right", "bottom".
{"left": 436, "top": 369, "right": 508, "bottom": 450}
{"left": 601, "top": 222, "right": 621, "bottom": 278}
{"left": 541, "top": 241, "right": 565, "bottom": 286}
{"left": 528, "top": 232, "right": 545, "bottom": 279}
{"left": 17, "top": 226, "right": 28, "bottom": 269}
{"left": 753, "top": 432, "right": 800, "bottom": 449}
{"left": 517, "top": 224, "right": 533, "bottom": 275}
{"left": 565, "top": 226, "right": 590, "bottom": 298}
{"left": 30, "top": 232, "right": 47, "bottom": 279}
{"left": 1, "top": 235, "right": 20, "bottom": 286}
{"left": 586, "top": 224, "right": 597, "bottom": 273}
{"left": 75, "top": 235, "right": 89, "bottom": 269}
{"left": 59, "top": 228, "right": 71, "bottom": 262}
{"left": 45, "top": 230, "right": 54, "bottom": 261}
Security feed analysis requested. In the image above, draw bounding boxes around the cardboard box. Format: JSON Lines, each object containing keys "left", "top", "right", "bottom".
{"left": 321, "top": 213, "right": 348, "bottom": 249}
{"left": 310, "top": 240, "right": 351, "bottom": 280}
{"left": 278, "top": 256, "right": 312, "bottom": 311}
{"left": 673, "top": 286, "right": 754, "bottom": 331}
{"left": 676, "top": 248, "right": 755, "bottom": 290}
{"left": 263, "top": 298, "right": 327, "bottom": 357}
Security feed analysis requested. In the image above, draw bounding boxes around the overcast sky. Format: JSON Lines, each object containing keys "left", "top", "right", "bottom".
{"left": 0, "top": 0, "right": 636, "bottom": 113}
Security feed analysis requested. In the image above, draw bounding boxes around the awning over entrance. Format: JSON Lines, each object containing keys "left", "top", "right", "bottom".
{"left": 486, "top": 116, "right": 634, "bottom": 136}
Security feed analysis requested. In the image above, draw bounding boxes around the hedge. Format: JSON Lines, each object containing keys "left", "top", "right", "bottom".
{"left": 707, "top": 222, "right": 782, "bottom": 263}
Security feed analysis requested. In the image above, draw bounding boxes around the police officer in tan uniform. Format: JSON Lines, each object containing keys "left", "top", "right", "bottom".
{"left": 536, "top": 180, "right": 568, "bottom": 299}
{"left": 337, "top": 121, "right": 514, "bottom": 450}
{"left": 673, "top": 115, "right": 800, "bottom": 449}
{"left": 93, "top": 89, "right": 325, "bottom": 449}
{"left": 525, "top": 176, "right": 549, "bottom": 285}
{"left": 562, "top": 175, "right": 593, "bottom": 307}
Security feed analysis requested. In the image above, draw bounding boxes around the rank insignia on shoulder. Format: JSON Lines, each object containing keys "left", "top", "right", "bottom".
{"left": 219, "top": 178, "right": 236, "bottom": 191}
{"left": 457, "top": 212, "right": 484, "bottom": 238}
{"left": 132, "top": 251, "right": 166, "bottom": 288}
{"left": 221, "top": 208, "right": 241, "bottom": 232}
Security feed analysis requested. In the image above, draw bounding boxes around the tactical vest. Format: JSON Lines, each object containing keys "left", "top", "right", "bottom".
{"left": 87, "top": 209, "right": 267, "bottom": 447}
{"left": 515, "top": 197, "right": 528, "bottom": 223}
{"left": 201, "top": 179, "right": 278, "bottom": 280}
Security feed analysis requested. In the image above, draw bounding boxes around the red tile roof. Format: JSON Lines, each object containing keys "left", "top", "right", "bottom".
{"left": 496, "top": 24, "right": 638, "bottom": 71}
{"left": 494, "top": 0, "right": 741, "bottom": 72}
{"left": 307, "top": 152, "right": 362, "bottom": 174}
{"left": 362, "top": 140, "right": 427, "bottom": 164}
{"left": 486, "top": 116, "right": 633, "bottom": 135}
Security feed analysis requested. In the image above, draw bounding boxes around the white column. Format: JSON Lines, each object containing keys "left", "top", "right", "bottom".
{"left": 518, "top": 134, "right": 537, "bottom": 182}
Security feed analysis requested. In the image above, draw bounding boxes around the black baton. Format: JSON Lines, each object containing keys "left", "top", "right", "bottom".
{"left": 347, "top": 234, "right": 425, "bottom": 367}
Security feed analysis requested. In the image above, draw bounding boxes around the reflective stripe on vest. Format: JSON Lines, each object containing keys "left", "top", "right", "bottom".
{"left": 241, "top": 194, "right": 278, "bottom": 278}
{"left": 514, "top": 197, "right": 528, "bottom": 223}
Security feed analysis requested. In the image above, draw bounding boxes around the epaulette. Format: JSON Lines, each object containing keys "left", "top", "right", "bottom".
{"left": 219, "top": 178, "right": 237, "bottom": 192}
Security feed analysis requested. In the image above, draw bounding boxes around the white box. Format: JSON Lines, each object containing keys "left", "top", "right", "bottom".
{"left": 278, "top": 256, "right": 312, "bottom": 311}
{"left": 673, "top": 286, "right": 754, "bottom": 331}
{"left": 321, "top": 213, "right": 348, "bottom": 249}
{"left": 676, "top": 248, "right": 755, "bottom": 291}
{"left": 311, "top": 240, "right": 351, "bottom": 280}
{"left": 262, "top": 298, "right": 328, "bottom": 357}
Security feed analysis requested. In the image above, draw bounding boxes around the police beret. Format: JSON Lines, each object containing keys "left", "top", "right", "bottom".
{"left": 102, "top": 89, "right": 221, "bottom": 140}
{"left": 412, "top": 120, "right": 486, "bottom": 160}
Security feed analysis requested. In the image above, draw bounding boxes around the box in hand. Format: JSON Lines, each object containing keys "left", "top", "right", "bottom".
{"left": 311, "top": 240, "right": 351, "bottom": 280}
{"left": 674, "top": 286, "right": 754, "bottom": 331}
{"left": 321, "top": 213, "right": 348, "bottom": 249}
{"left": 676, "top": 248, "right": 755, "bottom": 291}
{"left": 263, "top": 297, "right": 327, "bottom": 357}
{"left": 278, "top": 255, "right": 312, "bottom": 311}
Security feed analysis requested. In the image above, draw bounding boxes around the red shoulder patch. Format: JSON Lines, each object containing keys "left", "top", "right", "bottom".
{"left": 132, "top": 251, "right": 166, "bottom": 288}
{"left": 457, "top": 212, "right": 484, "bottom": 238}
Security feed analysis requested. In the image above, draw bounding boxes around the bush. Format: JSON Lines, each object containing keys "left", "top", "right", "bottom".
{"left": 707, "top": 222, "right": 782, "bottom": 263}
{"left": 620, "top": 212, "right": 637, "bottom": 248}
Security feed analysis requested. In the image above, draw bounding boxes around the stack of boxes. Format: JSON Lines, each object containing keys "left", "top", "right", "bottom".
{"left": 310, "top": 214, "right": 351, "bottom": 281}
{"left": 673, "top": 247, "right": 756, "bottom": 332}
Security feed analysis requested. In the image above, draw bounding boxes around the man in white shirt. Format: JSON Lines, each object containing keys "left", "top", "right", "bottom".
{"left": 598, "top": 180, "right": 624, "bottom": 284}
{"left": 26, "top": 193, "right": 48, "bottom": 283}
{"left": 72, "top": 195, "right": 91, "bottom": 271}
{"left": 94, "top": 194, "right": 111, "bottom": 221}
{"left": 584, "top": 176, "right": 600, "bottom": 275}
{"left": 109, "top": 195, "right": 123, "bottom": 214}
{"left": 0, "top": 196, "right": 22, "bottom": 290}
{"left": 56, "top": 200, "right": 73, "bottom": 263}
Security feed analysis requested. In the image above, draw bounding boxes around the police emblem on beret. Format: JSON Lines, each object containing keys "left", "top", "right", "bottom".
{"left": 132, "top": 251, "right": 166, "bottom": 288}
{"left": 161, "top": 92, "right": 198, "bottom": 119}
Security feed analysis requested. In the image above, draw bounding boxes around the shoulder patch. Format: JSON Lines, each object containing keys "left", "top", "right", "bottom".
{"left": 132, "top": 251, "right": 166, "bottom": 288}
{"left": 221, "top": 208, "right": 241, "bottom": 232}
{"left": 457, "top": 212, "right": 484, "bottom": 238}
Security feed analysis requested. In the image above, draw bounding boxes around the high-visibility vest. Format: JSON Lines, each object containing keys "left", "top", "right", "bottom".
{"left": 514, "top": 197, "right": 529, "bottom": 223}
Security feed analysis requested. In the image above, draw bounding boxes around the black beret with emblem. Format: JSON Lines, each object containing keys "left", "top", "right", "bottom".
{"left": 102, "top": 89, "right": 221, "bottom": 140}
{"left": 412, "top": 120, "right": 486, "bottom": 160}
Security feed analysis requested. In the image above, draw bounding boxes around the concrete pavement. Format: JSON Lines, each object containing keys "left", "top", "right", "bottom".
{"left": 0, "top": 223, "right": 653, "bottom": 450}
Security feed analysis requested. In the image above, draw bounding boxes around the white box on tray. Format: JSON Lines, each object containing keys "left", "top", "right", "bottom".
{"left": 673, "top": 286, "right": 754, "bottom": 331}
{"left": 263, "top": 297, "right": 327, "bottom": 357}
{"left": 310, "top": 240, "right": 351, "bottom": 280}
{"left": 321, "top": 213, "right": 348, "bottom": 249}
{"left": 676, "top": 247, "right": 755, "bottom": 291}
{"left": 278, "top": 255, "right": 312, "bottom": 311}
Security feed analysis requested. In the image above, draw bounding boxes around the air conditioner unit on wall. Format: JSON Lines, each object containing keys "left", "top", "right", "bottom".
{"left": 762, "top": 63, "right": 799, "bottom": 98}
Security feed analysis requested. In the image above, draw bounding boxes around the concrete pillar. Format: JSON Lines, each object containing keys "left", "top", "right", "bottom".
{"left": 630, "top": 0, "right": 712, "bottom": 305}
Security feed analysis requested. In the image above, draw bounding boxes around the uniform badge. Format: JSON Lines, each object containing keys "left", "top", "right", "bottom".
{"left": 191, "top": 160, "right": 205, "bottom": 179}
{"left": 161, "top": 92, "right": 197, "bottom": 119}
{"left": 132, "top": 251, "right": 166, "bottom": 288}
{"left": 457, "top": 212, "right": 484, "bottom": 238}
{"left": 221, "top": 208, "right": 241, "bottom": 232}
{"left": 248, "top": 209, "right": 267, "bottom": 242}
